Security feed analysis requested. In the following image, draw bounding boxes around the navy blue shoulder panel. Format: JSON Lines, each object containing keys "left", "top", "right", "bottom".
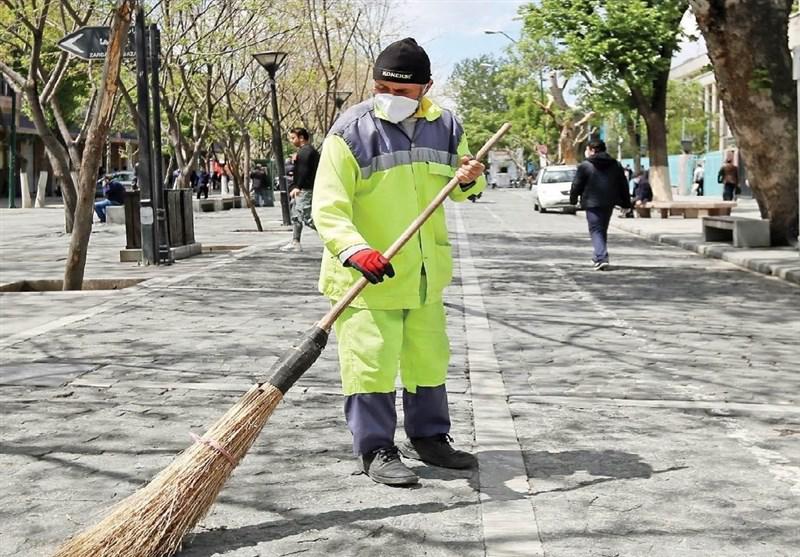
{"left": 329, "top": 100, "right": 466, "bottom": 173}
{"left": 415, "top": 108, "right": 464, "bottom": 161}
{"left": 329, "top": 100, "right": 380, "bottom": 170}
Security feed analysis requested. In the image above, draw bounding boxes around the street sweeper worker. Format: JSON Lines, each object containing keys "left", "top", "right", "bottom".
{"left": 312, "top": 37, "right": 486, "bottom": 486}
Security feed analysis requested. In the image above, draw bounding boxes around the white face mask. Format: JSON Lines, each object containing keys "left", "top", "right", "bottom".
{"left": 374, "top": 93, "right": 420, "bottom": 124}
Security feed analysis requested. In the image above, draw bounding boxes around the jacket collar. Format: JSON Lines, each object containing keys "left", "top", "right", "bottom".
{"left": 415, "top": 97, "right": 442, "bottom": 121}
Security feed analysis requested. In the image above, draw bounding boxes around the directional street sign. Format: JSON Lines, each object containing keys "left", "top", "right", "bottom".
{"left": 58, "top": 26, "right": 136, "bottom": 60}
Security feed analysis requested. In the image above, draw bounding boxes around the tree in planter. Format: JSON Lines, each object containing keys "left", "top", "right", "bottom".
{"left": 689, "top": 0, "right": 798, "bottom": 245}
{"left": 63, "top": 0, "right": 133, "bottom": 290}
{"left": 522, "top": 0, "right": 688, "bottom": 200}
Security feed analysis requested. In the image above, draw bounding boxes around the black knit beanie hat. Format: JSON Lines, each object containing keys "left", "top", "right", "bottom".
{"left": 373, "top": 37, "right": 431, "bottom": 84}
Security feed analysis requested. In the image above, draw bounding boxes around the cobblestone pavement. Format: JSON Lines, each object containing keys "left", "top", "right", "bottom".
{"left": 462, "top": 190, "right": 799, "bottom": 556}
{"left": 1, "top": 190, "right": 798, "bottom": 556}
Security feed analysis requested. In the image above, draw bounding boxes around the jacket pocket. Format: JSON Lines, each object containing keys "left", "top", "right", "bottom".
{"left": 427, "top": 162, "right": 455, "bottom": 179}
{"left": 428, "top": 243, "right": 453, "bottom": 294}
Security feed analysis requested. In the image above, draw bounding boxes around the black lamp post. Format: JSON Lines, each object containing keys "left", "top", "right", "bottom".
{"left": 253, "top": 51, "right": 291, "bottom": 226}
{"left": 7, "top": 86, "right": 16, "bottom": 208}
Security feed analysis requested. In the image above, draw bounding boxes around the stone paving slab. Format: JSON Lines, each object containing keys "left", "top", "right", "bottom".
{"left": 0, "top": 203, "right": 291, "bottom": 283}
{"left": 2, "top": 191, "right": 799, "bottom": 557}
{"left": 457, "top": 190, "right": 800, "bottom": 556}
{"left": 0, "top": 212, "right": 483, "bottom": 557}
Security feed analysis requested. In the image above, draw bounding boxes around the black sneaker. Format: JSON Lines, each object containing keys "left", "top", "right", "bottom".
{"left": 399, "top": 434, "right": 477, "bottom": 469}
{"left": 593, "top": 261, "right": 609, "bottom": 271}
{"left": 362, "top": 446, "right": 419, "bottom": 486}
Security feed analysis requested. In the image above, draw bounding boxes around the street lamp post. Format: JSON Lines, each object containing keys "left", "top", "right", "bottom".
{"left": 794, "top": 47, "right": 800, "bottom": 250}
{"left": 253, "top": 51, "right": 291, "bottom": 226}
{"left": 7, "top": 87, "right": 16, "bottom": 209}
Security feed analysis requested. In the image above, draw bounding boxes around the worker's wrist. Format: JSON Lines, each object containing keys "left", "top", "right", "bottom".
{"left": 338, "top": 243, "right": 370, "bottom": 265}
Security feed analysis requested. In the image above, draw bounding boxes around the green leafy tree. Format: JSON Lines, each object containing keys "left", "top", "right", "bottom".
{"left": 448, "top": 51, "right": 568, "bottom": 166}
{"left": 665, "top": 79, "right": 707, "bottom": 154}
{"left": 522, "top": 0, "right": 688, "bottom": 200}
{"left": 448, "top": 55, "right": 510, "bottom": 153}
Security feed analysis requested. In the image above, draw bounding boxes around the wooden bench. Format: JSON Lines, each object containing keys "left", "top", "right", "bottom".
{"left": 702, "top": 216, "right": 771, "bottom": 248}
{"left": 635, "top": 201, "right": 737, "bottom": 219}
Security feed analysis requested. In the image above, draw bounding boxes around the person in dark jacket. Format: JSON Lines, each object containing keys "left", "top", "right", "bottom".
{"left": 94, "top": 175, "right": 126, "bottom": 223}
{"left": 634, "top": 169, "right": 653, "bottom": 206}
{"left": 718, "top": 153, "right": 739, "bottom": 201}
{"left": 250, "top": 165, "right": 271, "bottom": 207}
{"left": 281, "top": 127, "right": 320, "bottom": 252}
{"left": 196, "top": 169, "right": 210, "bottom": 200}
{"left": 570, "top": 139, "right": 632, "bottom": 270}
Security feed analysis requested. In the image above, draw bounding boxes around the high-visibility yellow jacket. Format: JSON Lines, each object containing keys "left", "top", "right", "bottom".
{"left": 312, "top": 97, "right": 486, "bottom": 310}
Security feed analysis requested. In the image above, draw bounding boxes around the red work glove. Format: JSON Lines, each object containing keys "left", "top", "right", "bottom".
{"left": 345, "top": 248, "right": 395, "bottom": 284}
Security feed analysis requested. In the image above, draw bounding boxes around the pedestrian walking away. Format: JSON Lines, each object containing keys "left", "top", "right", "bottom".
{"left": 281, "top": 128, "right": 320, "bottom": 252}
{"left": 196, "top": 169, "right": 210, "bottom": 199}
{"left": 693, "top": 160, "right": 705, "bottom": 196}
{"left": 312, "top": 37, "right": 486, "bottom": 486}
{"left": 250, "top": 165, "right": 271, "bottom": 207}
{"left": 570, "top": 139, "right": 632, "bottom": 270}
{"left": 94, "top": 175, "right": 126, "bottom": 223}
{"left": 718, "top": 153, "right": 739, "bottom": 201}
{"left": 634, "top": 169, "right": 653, "bottom": 207}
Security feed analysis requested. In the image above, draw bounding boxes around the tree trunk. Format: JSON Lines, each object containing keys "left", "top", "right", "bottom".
{"left": 64, "top": 170, "right": 79, "bottom": 232}
{"left": 63, "top": 0, "right": 133, "bottom": 290}
{"left": 559, "top": 123, "right": 579, "bottom": 164}
{"left": 626, "top": 114, "right": 642, "bottom": 174}
{"left": 22, "top": 86, "right": 77, "bottom": 231}
{"left": 690, "top": 0, "right": 798, "bottom": 244}
{"left": 34, "top": 171, "right": 47, "bottom": 207}
{"left": 641, "top": 107, "right": 672, "bottom": 201}
{"left": 242, "top": 132, "right": 263, "bottom": 232}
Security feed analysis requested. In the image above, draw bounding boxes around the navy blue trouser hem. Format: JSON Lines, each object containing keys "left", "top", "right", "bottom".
{"left": 344, "top": 385, "right": 451, "bottom": 456}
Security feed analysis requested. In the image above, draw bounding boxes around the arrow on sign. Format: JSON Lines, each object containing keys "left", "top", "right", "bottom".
{"left": 58, "top": 26, "right": 136, "bottom": 60}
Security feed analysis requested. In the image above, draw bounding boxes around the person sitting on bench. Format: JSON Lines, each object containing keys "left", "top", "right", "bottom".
{"left": 94, "top": 175, "right": 126, "bottom": 223}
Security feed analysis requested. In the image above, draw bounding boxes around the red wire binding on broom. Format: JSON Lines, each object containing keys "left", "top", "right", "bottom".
{"left": 189, "top": 432, "right": 236, "bottom": 465}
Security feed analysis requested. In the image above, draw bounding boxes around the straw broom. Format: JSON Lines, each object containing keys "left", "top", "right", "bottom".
{"left": 54, "top": 123, "right": 511, "bottom": 557}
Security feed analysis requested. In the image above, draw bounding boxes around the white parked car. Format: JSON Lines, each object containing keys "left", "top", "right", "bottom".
{"left": 532, "top": 165, "right": 578, "bottom": 213}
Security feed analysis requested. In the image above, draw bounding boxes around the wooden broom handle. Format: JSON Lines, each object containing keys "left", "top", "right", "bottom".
{"left": 317, "top": 122, "right": 512, "bottom": 332}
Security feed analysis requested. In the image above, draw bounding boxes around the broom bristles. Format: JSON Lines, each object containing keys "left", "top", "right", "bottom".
{"left": 54, "top": 384, "right": 284, "bottom": 557}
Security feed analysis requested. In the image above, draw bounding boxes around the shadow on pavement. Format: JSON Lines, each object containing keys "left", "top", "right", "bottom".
{"left": 417, "top": 448, "right": 686, "bottom": 501}
{"left": 181, "top": 500, "right": 477, "bottom": 557}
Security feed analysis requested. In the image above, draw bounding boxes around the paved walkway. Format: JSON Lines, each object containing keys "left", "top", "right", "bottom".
{"left": 610, "top": 197, "right": 800, "bottom": 285}
{"left": 1, "top": 192, "right": 798, "bottom": 556}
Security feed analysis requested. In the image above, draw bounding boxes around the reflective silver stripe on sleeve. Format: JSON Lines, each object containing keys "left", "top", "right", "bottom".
{"left": 359, "top": 148, "right": 459, "bottom": 179}
{"left": 338, "top": 243, "right": 371, "bottom": 264}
